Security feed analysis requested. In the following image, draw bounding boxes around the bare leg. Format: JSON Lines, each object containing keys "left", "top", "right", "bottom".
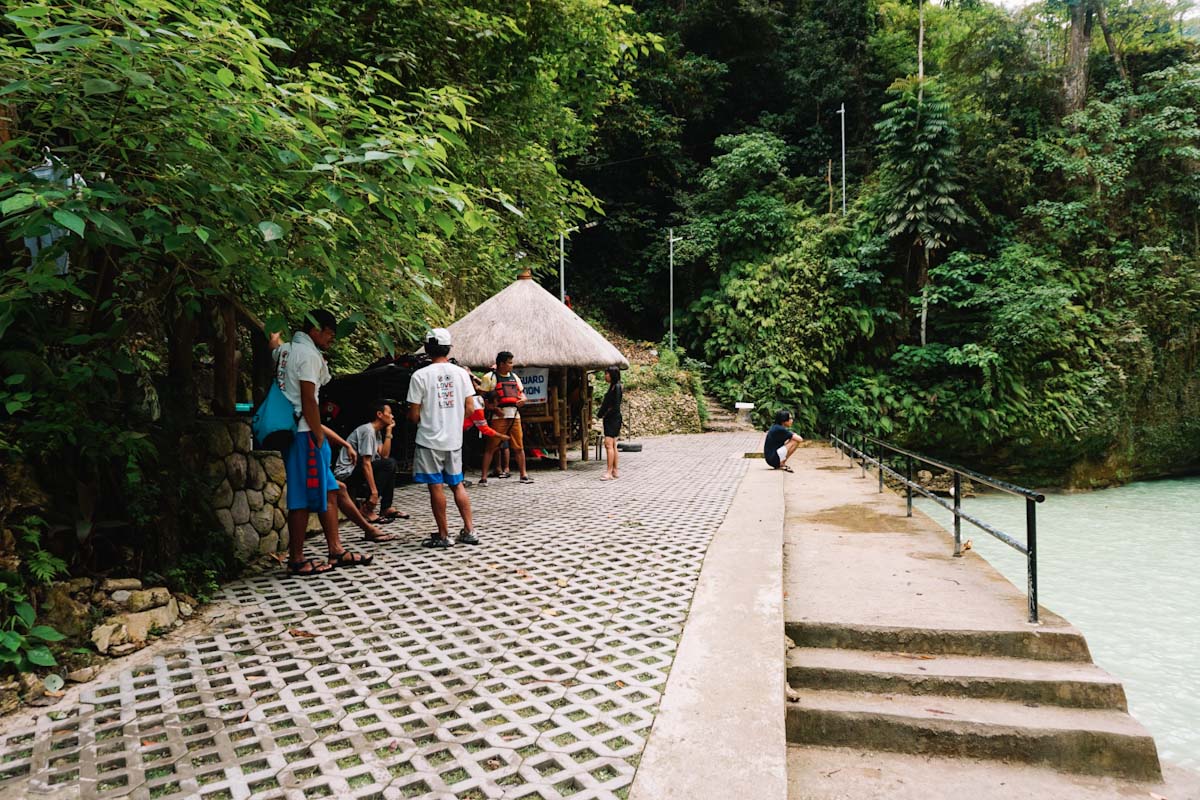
{"left": 514, "top": 445, "right": 528, "bottom": 479}
{"left": 318, "top": 491, "right": 344, "bottom": 555}
{"left": 450, "top": 482, "right": 474, "bottom": 531}
{"left": 334, "top": 483, "right": 384, "bottom": 539}
{"left": 287, "top": 510, "right": 311, "bottom": 563}
{"left": 603, "top": 436, "right": 617, "bottom": 479}
{"left": 428, "top": 484, "right": 449, "bottom": 538}
{"left": 782, "top": 438, "right": 801, "bottom": 465}
{"left": 481, "top": 437, "right": 499, "bottom": 482}
{"left": 500, "top": 446, "right": 510, "bottom": 476}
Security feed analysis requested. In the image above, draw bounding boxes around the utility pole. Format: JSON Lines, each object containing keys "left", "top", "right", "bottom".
{"left": 559, "top": 221, "right": 599, "bottom": 302}
{"left": 668, "top": 228, "right": 684, "bottom": 350}
{"left": 836, "top": 103, "right": 847, "bottom": 216}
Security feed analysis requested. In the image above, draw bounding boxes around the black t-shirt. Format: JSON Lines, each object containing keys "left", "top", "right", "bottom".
{"left": 764, "top": 424, "right": 794, "bottom": 457}
{"left": 598, "top": 384, "right": 623, "bottom": 419}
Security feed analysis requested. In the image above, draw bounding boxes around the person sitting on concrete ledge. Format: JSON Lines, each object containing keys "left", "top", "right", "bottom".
{"left": 763, "top": 409, "right": 803, "bottom": 472}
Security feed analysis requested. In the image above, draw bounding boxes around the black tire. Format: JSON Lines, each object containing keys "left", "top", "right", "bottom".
{"left": 617, "top": 442, "right": 642, "bottom": 452}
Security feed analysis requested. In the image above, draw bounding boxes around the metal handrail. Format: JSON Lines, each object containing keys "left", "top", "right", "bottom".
{"left": 829, "top": 429, "right": 1045, "bottom": 624}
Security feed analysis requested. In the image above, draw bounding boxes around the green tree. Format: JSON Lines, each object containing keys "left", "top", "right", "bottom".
{"left": 874, "top": 77, "right": 971, "bottom": 345}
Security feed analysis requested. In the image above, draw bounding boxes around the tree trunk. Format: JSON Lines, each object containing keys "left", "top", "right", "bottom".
{"left": 1063, "top": 0, "right": 1094, "bottom": 116}
{"left": 1093, "top": 0, "right": 1129, "bottom": 86}
{"left": 212, "top": 300, "right": 237, "bottom": 417}
{"left": 919, "top": 248, "right": 930, "bottom": 347}
{"left": 167, "top": 305, "right": 199, "bottom": 418}
{"left": 918, "top": 0, "right": 925, "bottom": 106}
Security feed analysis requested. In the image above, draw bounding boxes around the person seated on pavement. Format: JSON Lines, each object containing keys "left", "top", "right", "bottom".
{"left": 763, "top": 409, "right": 804, "bottom": 472}
{"left": 333, "top": 400, "right": 409, "bottom": 524}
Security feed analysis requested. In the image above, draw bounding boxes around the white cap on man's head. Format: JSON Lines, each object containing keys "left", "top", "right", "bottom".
{"left": 426, "top": 328, "right": 452, "bottom": 346}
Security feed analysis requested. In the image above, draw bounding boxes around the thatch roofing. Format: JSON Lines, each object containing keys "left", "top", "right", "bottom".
{"left": 444, "top": 270, "right": 629, "bottom": 370}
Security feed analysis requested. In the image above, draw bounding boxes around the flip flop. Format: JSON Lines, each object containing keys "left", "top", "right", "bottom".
{"left": 288, "top": 558, "right": 333, "bottom": 577}
{"left": 329, "top": 550, "right": 373, "bottom": 567}
{"left": 365, "top": 530, "right": 398, "bottom": 543}
{"left": 781, "top": 465, "right": 794, "bottom": 473}
{"left": 381, "top": 510, "right": 410, "bottom": 521}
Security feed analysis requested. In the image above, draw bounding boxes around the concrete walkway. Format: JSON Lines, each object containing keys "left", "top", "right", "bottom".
{"left": 783, "top": 443, "right": 1200, "bottom": 799}
{"left": 0, "top": 432, "right": 763, "bottom": 800}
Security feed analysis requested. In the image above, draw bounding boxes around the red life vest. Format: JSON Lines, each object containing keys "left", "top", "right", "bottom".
{"left": 493, "top": 372, "right": 521, "bottom": 406}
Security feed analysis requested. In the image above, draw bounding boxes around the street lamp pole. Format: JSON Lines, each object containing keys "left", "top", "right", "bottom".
{"left": 668, "top": 228, "right": 684, "bottom": 350}
{"left": 836, "top": 102, "right": 847, "bottom": 216}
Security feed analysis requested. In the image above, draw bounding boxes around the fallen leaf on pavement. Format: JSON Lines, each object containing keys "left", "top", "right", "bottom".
{"left": 542, "top": 608, "right": 559, "bottom": 617}
{"left": 556, "top": 578, "right": 568, "bottom": 588}
{"left": 288, "top": 629, "right": 318, "bottom": 639}
{"left": 1149, "top": 793, "right": 1168, "bottom": 800}
{"left": 516, "top": 569, "right": 531, "bottom": 580}
{"left": 925, "top": 708, "right": 953, "bottom": 715}
{"left": 387, "top": 739, "right": 402, "bottom": 752}
{"left": 785, "top": 687, "right": 800, "bottom": 703}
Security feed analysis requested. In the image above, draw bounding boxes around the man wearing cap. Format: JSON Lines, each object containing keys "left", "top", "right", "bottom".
{"left": 406, "top": 328, "right": 481, "bottom": 547}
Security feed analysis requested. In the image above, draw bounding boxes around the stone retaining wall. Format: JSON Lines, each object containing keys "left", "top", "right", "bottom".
{"left": 197, "top": 419, "right": 287, "bottom": 561}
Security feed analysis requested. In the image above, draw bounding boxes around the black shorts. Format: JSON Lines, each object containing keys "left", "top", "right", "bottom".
{"left": 603, "top": 414, "right": 622, "bottom": 438}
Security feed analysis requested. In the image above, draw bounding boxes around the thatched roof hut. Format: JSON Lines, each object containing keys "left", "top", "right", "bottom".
{"left": 445, "top": 270, "right": 629, "bottom": 370}
{"left": 438, "top": 269, "right": 627, "bottom": 470}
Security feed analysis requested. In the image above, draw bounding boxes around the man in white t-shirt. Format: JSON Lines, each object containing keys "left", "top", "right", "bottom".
{"left": 273, "top": 310, "right": 372, "bottom": 576}
{"left": 406, "top": 328, "right": 480, "bottom": 548}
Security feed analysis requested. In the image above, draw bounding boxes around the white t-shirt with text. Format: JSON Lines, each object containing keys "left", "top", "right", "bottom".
{"left": 406, "top": 361, "right": 475, "bottom": 451}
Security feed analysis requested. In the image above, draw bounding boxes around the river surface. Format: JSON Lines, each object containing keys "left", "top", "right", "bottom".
{"left": 917, "top": 475, "right": 1199, "bottom": 770}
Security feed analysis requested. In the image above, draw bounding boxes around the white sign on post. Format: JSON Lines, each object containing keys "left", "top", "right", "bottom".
{"left": 514, "top": 368, "right": 549, "bottom": 405}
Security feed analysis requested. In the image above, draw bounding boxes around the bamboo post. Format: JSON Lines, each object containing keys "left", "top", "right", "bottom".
{"left": 558, "top": 370, "right": 568, "bottom": 470}
{"left": 580, "top": 369, "right": 590, "bottom": 461}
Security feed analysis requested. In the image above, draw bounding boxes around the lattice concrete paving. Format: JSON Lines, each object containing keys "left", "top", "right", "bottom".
{"left": 0, "top": 432, "right": 757, "bottom": 800}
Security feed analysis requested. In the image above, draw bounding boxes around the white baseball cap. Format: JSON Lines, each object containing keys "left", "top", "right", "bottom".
{"left": 426, "top": 327, "right": 452, "bottom": 346}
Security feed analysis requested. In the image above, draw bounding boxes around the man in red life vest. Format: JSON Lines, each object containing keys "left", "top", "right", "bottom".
{"left": 479, "top": 351, "right": 533, "bottom": 484}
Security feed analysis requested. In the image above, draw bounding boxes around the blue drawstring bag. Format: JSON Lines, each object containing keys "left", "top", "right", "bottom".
{"left": 251, "top": 380, "right": 297, "bottom": 452}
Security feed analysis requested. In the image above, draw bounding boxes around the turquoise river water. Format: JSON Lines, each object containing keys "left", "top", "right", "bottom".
{"left": 917, "top": 475, "right": 1199, "bottom": 770}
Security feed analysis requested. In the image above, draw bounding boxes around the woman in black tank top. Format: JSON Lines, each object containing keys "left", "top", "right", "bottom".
{"left": 598, "top": 366, "right": 623, "bottom": 480}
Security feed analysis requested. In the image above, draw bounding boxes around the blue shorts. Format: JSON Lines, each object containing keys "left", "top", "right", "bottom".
{"left": 285, "top": 431, "right": 339, "bottom": 512}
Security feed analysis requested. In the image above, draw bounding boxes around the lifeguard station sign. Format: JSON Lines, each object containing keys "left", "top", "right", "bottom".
{"left": 513, "top": 368, "right": 549, "bottom": 404}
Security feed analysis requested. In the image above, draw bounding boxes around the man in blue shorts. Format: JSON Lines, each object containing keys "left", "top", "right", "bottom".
{"left": 406, "top": 328, "right": 481, "bottom": 548}
{"left": 275, "top": 310, "right": 373, "bottom": 576}
{"left": 763, "top": 409, "right": 804, "bottom": 472}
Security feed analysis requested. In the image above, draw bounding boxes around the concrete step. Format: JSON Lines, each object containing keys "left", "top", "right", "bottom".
{"left": 786, "top": 620, "right": 1092, "bottom": 662}
{"left": 787, "top": 647, "right": 1127, "bottom": 710}
{"left": 785, "top": 689, "right": 1162, "bottom": 781}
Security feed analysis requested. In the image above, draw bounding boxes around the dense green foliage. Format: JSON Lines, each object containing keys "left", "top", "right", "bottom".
{"left": 1, "top": 0, "right": 1198, "bottom": 667}
{"left": 0, "top": 0, "right": 651, "bottom": 658}
{"left": 568, "top": 0, "right": 1200, "bottom": 484}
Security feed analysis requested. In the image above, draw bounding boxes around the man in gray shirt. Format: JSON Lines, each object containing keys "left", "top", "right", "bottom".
{"left": 334, "top": 400, "right": 408, "bottom": 523}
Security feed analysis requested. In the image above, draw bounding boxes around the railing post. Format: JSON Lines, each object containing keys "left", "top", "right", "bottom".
{"left": 1027, "top": 498, "right": 1039, "bottom": 624}
{"left": 905, "top": 455, "right": 913, "bottom": 517}
{"left": 860, "top": 433, "right": 866, "bottom": 478}
{"left": 878, "top": 444, "right": 884, "bottom": 492}
{"left": 952, "top": 472, "right": 962, "bottom": 557}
